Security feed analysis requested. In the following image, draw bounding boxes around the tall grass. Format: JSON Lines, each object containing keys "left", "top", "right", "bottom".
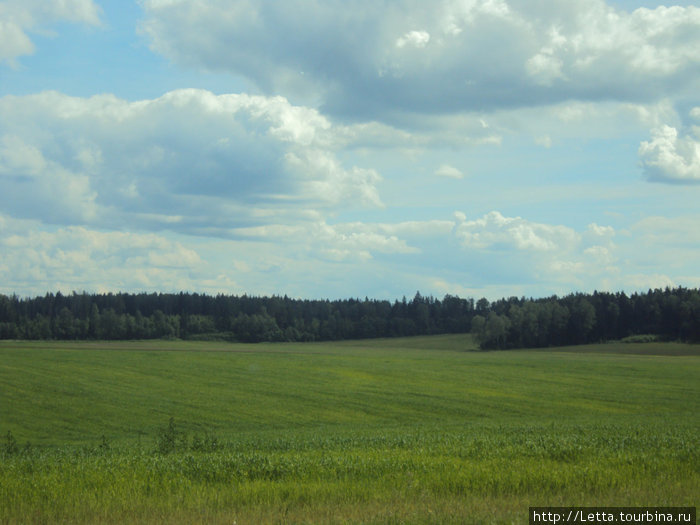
{"left": 2, "top": 422, "right": 697, "bottom": 524}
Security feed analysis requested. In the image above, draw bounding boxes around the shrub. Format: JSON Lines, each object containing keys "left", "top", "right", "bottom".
{"left": 620, "top": 334, "right": 659, "bottom": 343}
{"left": 155, "top": 417, "right": 182, "bottom": 454}
{"left": 4, "top": 430, "right": 18, "bottom": 455}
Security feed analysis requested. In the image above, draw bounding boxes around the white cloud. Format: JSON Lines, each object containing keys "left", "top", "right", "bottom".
{"left": 0, "top": 18, "right": 35, "bottom": 63}
{"left": 0, "top": 216, "right": 207, "bottom": 296}
{"left": 639, "top": 124, "right": 700, "bottom": 183}
{"left": 448, "top": 211, "right": 627, "bottom": 291}
{"left": 0, "top": 214, "right": 446, "bottom": 298}
{"left": 586, "top": 223, "right": 615, "bottom": 238}
{"left": 598, "top": 214, "right": 700, "bottom": 293}
{"left": 454, "top": 211, "right": 579, "bottom": 252}
{"left": 396, "top": 30, "right": 430, "bottom": 48}
{"left": 583, "top": 245, "right": 616, "bottom": 265}
{"left": 0, "top": 133, "right": 98, "bottom": 223}
{"left": 284, "top": 150, "right": 383, "bottom": 208}
{"left": 526, "top": 51, "right": 565, "bottom": 86}
{"left": 0, "top": 0, "right": 101, "bottom": 64}
{"left": 2, "top": 0, "right": 700, "bottom": 300}
{"left": 434, "top": 164, "right": 464, "bottom": 179}
{"left": 0, "top": 135, "right": 46, "bottom": 175}
{"left": 233, "top": 220, "right": 420, "bottom": 261}
{"left": 140, "top": 0, "right": 700, "bottom": 118}
{"left": 0, "top": 89, "right": 383, "bottom": 231}
{"left": 2, "top": 201, "right": 698, "bottom": 300}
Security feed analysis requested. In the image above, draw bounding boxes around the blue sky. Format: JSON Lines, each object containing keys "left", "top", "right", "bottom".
{"left": 1, "top": 0, "right": 700, "bottom": 300}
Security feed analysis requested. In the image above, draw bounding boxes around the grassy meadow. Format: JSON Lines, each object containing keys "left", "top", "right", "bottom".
{"left": 1, "top": 335, "right": 698, "bottom": 524}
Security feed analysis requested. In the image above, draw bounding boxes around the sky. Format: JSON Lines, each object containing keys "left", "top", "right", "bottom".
{"left": 1, "top": 0, "right": 700, "bottom": 301}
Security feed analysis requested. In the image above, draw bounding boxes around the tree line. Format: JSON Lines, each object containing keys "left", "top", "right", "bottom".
{"left": 0, "top": 291, "right": 474, "bottom": 342}
{"left": 0, "top": 287, "right": 699, "bottom": 346}
{"left": 471, "top": 287, "right": 700, "bottom": 348}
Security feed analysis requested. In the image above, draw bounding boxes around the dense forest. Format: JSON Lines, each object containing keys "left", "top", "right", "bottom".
{"left": 0, "top": 291, "right": 470, "bottom": 343}
{"left": 0, "top": 287, "right": 699, "bottom": 347}
{"left": 471, "top": 287, "right": 700, "bottom": 348}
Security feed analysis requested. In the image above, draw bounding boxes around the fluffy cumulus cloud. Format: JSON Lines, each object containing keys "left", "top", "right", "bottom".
{"left": 0, "top": 89, "right": 382, "bottom": 234}
{"left": 434, "top": 164, "right": 464, "bottom": 179}
{"left": 220, "top": 210, "right": 628, "bottom": 299}
{"left": 396, "top": 30, "right": 430, "bottom": 49}
{"left": 140, "top": 0, "right": 700, "bottom": 118}
{"left": 449, "top": 211, "right": 622, "bottom": 291}
{"left": 0, "top": 134, "right": 98, "bottom": 223}
{"left": 454, "top": 211, "right": 580, "bottom": 252}
{"left": 639, "top": 122, "right": 700, "bottom": 183}
{"left": 202, "top": 211, "right": 629, "bottom": 298}
{"left": 1, "top": 202, "right": 697, "bottom": 300}
{"left": 232, "top": 220, "right": 421, "bottom": 260}
{"left": 0, "top": 0, "right": 102, "bottom": 64}
{"left": 0, "top": 215, "right": 207, "bottom": 296}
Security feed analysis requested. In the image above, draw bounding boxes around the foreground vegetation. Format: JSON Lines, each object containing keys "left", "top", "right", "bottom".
{"left": 1, "top": 336, "right": 698, "bottom": 524}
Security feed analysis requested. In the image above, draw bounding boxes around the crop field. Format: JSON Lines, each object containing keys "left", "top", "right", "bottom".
{"left": 1, "top": 335, "right": 698, "bottom": 524}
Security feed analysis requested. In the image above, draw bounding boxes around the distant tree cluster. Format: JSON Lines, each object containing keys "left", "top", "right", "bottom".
{"left": 1, "top": 287, "right": 699, "bottom": 347}
{"left": 0, "top": 291, "right": 474, "bottom": 342}
{"left": 471, "top": 288, "right": 700, "bottom": 349}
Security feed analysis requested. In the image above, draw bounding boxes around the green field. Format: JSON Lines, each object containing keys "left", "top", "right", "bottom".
{"left": 1, "top": 335, "right": 698, "bottom": 524}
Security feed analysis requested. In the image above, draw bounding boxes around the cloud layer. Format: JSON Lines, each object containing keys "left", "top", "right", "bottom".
{"left": 5, "top": 202, "right": 699, "bottom": 299}
{"left": 0, "top": 89, "right": 382, "bottom": 235}
{"left": 141, "top": 0, "right": 700, "bottom": 118}
{"left": 1, "top": 1, "right": 700, "bottom": 300}
{"left": 138, "top": 0, "right": 700, "bottom": 185}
